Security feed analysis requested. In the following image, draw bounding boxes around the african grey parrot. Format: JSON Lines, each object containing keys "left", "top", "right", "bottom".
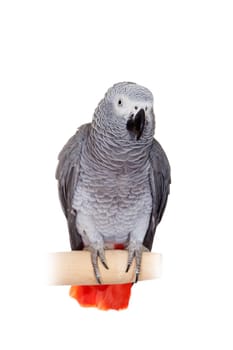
{"left": 56, "top": 82, "right": 171, "bottom": 309}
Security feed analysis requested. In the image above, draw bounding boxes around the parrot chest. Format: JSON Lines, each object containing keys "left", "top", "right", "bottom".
{"left": 72, "top": 169, "right": 152, "bottom": 243}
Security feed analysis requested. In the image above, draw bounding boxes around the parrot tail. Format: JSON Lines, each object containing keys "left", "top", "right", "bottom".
{"left": 69, "top": 245, "right": 133, "bottom": 310}
{"left": 69, "top": 283, "right": 132, "bottom": 310}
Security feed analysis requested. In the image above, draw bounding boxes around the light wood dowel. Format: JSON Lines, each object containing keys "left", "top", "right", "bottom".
{"left": 48, "top": 250, "right": 162, "bottom": 285}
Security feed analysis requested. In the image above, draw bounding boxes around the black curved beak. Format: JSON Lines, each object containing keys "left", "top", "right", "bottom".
{"left": 126, "top": 109, "right": 145, "bottom": 140}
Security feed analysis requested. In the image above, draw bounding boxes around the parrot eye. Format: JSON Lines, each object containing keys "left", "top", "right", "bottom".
{"left": 118, "top": 99, "right": 122, "bottom": 106}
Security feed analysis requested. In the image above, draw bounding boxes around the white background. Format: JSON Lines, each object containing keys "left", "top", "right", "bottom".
{"left": 0, "top": 0, "right": 233, "bottom": 349}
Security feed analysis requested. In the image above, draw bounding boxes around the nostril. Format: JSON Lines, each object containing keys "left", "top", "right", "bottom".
{"left": 145, "top": 106, "right": 148, "bottom": 111}
{"left": 134, "top": 106, "right": 138, "bottom": 110}
{"left": 130, "top": 113, "right": 134, "bottom": 118}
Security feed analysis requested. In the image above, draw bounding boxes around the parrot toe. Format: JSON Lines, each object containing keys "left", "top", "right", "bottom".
{"left": 126, "top": 242, "right": 148, "bottom": 283}
{"left": 89, "top": 245, "right": 109, "bottom": 284}
{"left": 98, "top": 248, "right": 109, "bottom": 270}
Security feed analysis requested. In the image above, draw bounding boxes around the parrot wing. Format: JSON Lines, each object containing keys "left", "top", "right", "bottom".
{"left": 55, "top": 123, "right": 91, "bottom": 250}
{"left": 143, "top": 139, "right": 171, "bottom": 250}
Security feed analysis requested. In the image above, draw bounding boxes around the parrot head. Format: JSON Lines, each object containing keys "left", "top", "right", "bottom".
{"left": 93, "top": 82, "right": 155, "bottom": 141}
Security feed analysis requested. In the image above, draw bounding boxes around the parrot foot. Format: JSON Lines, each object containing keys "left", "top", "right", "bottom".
{"left": 89, "top": 244, "right": 109, "bottom": 284}
{"left": 126, "top": 242, "right": 148, "bottom": 283}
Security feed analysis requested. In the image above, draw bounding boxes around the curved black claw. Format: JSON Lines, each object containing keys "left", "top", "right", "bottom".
{"left": 125, "top": 242, "right": 148, "bottom": 283}
{"left": 89, "top": 245, "right": 109, "bottom": 284}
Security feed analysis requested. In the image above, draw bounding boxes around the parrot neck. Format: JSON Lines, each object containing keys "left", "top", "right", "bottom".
{"left": 85, "top": 120, "right": 153, "bottom": 173}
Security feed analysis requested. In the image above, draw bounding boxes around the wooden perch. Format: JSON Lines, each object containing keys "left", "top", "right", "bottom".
{"left": 48, "top": 250, "right": 162, "bottom": 285}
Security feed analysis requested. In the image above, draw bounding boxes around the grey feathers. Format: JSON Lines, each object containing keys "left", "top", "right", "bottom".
{"left": 143, "top": 139, "right": 171, "bottom": 250}
{"left": 56, "top": 123, "right": 90, "bottom": 216}
{"left": 56, "top": 123, "right": 90, "bottom": 249}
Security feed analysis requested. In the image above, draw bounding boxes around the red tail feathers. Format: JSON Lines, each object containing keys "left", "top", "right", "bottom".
{"left": 70, "top": 283, "right": 132, "bottom": 310}
{"left": 70, "top": 245, "right": 132, "bottom": 310}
